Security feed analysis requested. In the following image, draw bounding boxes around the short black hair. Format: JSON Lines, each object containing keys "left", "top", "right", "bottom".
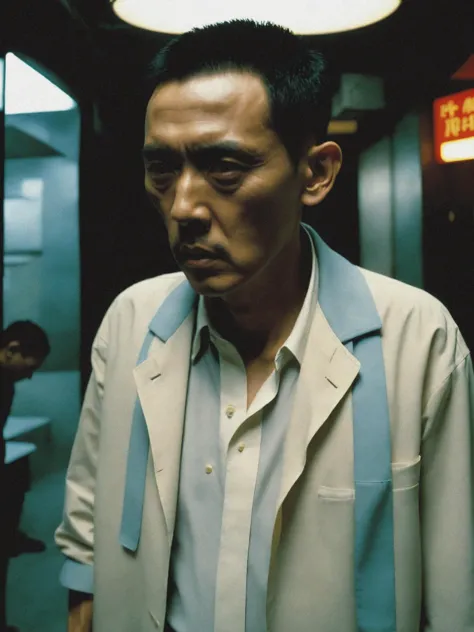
{"left": 1, "top": 321, "right": 51, "bottom": 359}
{"left": 146, "top": 20, "right": 334, "bottom": 165}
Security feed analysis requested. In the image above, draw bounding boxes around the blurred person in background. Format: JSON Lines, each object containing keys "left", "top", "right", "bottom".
{"left": 0, "top": 321, "right": 50, "bottom": 632}
{"left": 56, "top": 19, "right": 474, "bottom": 632}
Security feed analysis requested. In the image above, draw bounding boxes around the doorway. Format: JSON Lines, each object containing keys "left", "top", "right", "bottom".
{"left": 3, "top": 51, "right": 80, "bottom": 631}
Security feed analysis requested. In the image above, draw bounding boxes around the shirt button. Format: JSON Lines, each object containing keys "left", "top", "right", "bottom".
{"left": 225, "top": 405, "right": 236, "bottom": 419}
{"left": 238, "top": 444, "right": 245, "bottom": 452}
{"left": 205, "top": 464, "right": 213, "bottom": 474}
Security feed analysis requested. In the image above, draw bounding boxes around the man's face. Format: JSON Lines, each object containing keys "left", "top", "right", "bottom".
{"left": 3, "top": 342, "right": 43, "bottom": 382}
{"left": 144, "top": 71, "right": 309, "bottom": 297}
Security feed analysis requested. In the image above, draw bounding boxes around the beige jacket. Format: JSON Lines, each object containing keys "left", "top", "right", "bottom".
{"left": 56, "top": 260, "right": 474, "bottom": 632}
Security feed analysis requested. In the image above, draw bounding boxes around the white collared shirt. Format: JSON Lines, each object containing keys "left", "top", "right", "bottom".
{"left": 167, "top": 227, "right": 318, "bottom": 632}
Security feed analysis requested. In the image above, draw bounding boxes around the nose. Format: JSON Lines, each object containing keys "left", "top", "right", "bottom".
{"left": 169, "top": 168, "right": 211, "bottom": 227}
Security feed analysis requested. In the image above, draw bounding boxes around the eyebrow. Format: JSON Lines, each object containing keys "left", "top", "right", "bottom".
{"left": 142, "top": 141, "right": 264, "bottom": 164}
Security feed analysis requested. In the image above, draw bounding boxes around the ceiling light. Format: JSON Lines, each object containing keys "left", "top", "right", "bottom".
{"left": 112, "top": 0, "right": 401, "bottom": 35}
{"left": 5, "top": 53, "right": 76, "bottom": 115}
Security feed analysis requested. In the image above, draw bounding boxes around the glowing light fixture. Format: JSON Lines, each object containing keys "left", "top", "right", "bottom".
{"left": 5, "top": 53, "right": 76, "bottom": 115}
{"left": 112, "top": 0, "right": 401, "bottom": 35}
{"left": 440, "top": 137, "right": 474, "bottom": 163}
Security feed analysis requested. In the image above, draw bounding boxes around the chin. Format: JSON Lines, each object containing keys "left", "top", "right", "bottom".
{"left": 183, "top": 271, "right": 245, "bottom": 298}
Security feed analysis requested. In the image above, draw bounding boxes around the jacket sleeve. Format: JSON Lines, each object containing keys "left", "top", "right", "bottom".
{"left": 54, "top": 315, "right": 109, "bottom": 594}
{"left": 420, "top": 332, "right": 474, "bottom": 630}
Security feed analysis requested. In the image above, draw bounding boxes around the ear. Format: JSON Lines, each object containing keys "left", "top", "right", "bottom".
{"left": 300, "top": 141, "right": 342, "bottom": 207}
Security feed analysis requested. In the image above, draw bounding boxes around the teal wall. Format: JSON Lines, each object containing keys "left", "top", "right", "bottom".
{"left": 392, "top": 114, "right": 423, "bottom": 288}
{"left": 358, "top": 112, "right": 423, "bottom": 288}
{"left": 358, "top": 136, "right": 393, "bottom": 277}
{"left": 3, "top": 108, "right": 81, "bottom": 478}
{"left": 4, "top": 111, "right": 80, "bottom": 371}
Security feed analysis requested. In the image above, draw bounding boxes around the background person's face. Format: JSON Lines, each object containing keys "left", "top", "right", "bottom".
{"left": 144, "top": 72, "right": 308, "bottom": 297}
{"left": 3, "top": 343, "right": 43, "bottom": 381}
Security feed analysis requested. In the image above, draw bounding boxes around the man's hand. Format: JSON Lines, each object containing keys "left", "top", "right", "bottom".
{"left": 68, "top": 590, "right": 93, "bottom": 632}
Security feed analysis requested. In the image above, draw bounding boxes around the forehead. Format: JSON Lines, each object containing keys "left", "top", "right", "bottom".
{"left": 145, "top": 72, "right": 274, "bottom": 148}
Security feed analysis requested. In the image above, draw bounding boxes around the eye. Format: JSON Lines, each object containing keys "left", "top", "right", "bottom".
{"left": 148, "top": 175, "right": 174, "bottom": 193}
{"left": 146, "top": 162, "right": 168, "bottom": 173}
{"left": 208, "top": 161, "right": 247, "bottom": 186}
{"left": 145, "top": 163, "right": 175, "bottom": 190}
{"left": 210, "top": 160, "right": 244, "bottom": 174}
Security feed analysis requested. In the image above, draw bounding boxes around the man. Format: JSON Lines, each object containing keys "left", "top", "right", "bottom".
{"left": 0, "top": 321, "right": 50, "bottom": 632}
{"left": 56, "top": 19, "right": 474, "bottom": 632}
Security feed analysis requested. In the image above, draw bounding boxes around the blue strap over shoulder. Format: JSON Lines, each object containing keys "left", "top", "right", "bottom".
{"left": 309, "top": 225, "right": 396, "bottom": 631}
{"left": 119, "top": 330, "right": 155, "bottom": 551}
{"left": 349, "top": 336, "right": 396, "bottom": 632}
{"left": 119, "top": 280, "right": 196, "bottom": 551}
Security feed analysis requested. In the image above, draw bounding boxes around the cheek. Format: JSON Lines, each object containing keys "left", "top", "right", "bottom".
{"left": 247, "top": 200, "right": 298, "bottom": 268}
{"left": 229, "top": 180, "right": 299, "bottom": 245}
{"left": 145, "top": 184, "right": 170, "bottom": 228}
{"left": 218, "top": 203, "right": 285, "bottom": 269}
{"left": 145, "top": 182, "right": 161, "bottom": 211}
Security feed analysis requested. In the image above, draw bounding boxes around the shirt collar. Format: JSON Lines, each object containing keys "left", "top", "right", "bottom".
{"left": 277, "top": 226, "right": 317, "bottom": 367}
{"left": 191, "top": 225, "right": 318, "bottom": 368}
{"left": 192, "top": 294, "right": 212, "bottom": 362}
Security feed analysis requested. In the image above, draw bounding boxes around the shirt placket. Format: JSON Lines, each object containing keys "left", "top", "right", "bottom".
{"left": 213, "top": 339, "right": 262, "bottom": 632}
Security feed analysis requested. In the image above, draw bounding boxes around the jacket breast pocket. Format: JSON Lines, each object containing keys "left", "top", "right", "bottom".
{"left": 317, "top": 486, "right": 355, "bottom": 501}
{"left": 315, "top": 457, "right": 422, "bottom": 629}
{"left": 392, "top": 455, "right": 421, "bottom": 491}
{"left": 317, "top": 455, "right": 422, "bottom": 499}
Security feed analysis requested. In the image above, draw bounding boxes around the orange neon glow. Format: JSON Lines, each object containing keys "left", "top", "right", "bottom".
{"left": 433, "top": 89, "right": 474, "bottom": 163}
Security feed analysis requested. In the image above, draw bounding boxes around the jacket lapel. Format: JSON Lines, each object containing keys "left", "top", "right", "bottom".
{"left": 277, "top": 305, "right": 360, "bottom": 507}
{"left": 133, "top": 280, "right": 196, "bottom": 542}
{"left": 274, "top": 225, "right": 383, "bottom": 542}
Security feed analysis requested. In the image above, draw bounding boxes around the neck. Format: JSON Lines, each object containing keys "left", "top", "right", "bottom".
{"left": 205, "top": 228, "right": 312, "bottom": 363}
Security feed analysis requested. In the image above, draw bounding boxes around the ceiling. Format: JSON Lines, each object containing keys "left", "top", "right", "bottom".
{"left": 5, "top": 124, "right": 61, "bottom": 159}
{"left": 4, "top": 1, "right": 474, "bottom": 87}
{"left": 3, "top": 0, "right": 474, "bottom": 146}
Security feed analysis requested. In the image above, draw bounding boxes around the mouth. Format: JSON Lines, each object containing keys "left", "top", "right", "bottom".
{"left": 177, "top": 247, "right": 223, "bottom": 268}
{"left": 182, "top": 257, "right": 222, "bottom": 269}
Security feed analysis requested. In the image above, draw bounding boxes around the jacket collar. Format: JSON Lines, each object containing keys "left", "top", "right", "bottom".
{"left": 148, "top": 277, "right": 197, "bottom": 342}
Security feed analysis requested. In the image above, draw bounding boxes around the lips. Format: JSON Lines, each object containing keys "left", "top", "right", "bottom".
{"left": 175, "top": 247, "right": 225, "bottom": 272}
{"left": 183, "top": 259, "right": 220, "bottom": 269}
{"left": 178, "top": 247, "right": 220, "bottom": 262}
{"left": 184, "top": 252, "right": 217, "bottom": 260}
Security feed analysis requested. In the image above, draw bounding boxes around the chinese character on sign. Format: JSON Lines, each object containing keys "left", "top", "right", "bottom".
{"left": 462, "top": 97, "right": 474, "bottom": 115}
{"left": 461, "top": 115, "right": 474, "bottom": 133}
{"left": 445, "top": 116, "right": 461, "bottom": 138}
{"left": 440, "top": 100, "right": 459, "bottom": 118}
